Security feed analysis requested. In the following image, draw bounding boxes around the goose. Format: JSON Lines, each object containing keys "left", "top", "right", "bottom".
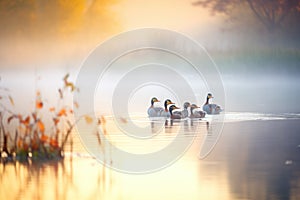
{"left": 159, "top": 99, "right": 175, "bottom": 117}
{"left": 148, "top": 98, "right": 175, "bottom": 117}
{"left": 173, "top": 102, "right": 191, "bottom": 118}
{"left": 202, "top": 93, "right": 222, "bottom": 115}
{"left": 147, "top": 97, "right": 162, "bottom": 117}
{"left": 190, "top": 104, "right": 206, "bottom": 118}
{"left": 169, "top": 105, "right": 181, "bottom": 119}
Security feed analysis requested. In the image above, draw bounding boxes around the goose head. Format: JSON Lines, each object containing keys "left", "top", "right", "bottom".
{"left": 190, "top": 104, "right": 200, "bottom": 113}
{"left": 150, "top": 97, "right": 160, "bottom": 106}
{"left": 183, "top": 102, "right": 191, "bottom": 109}
{"left": 169, "top": 105, "right": 180, "bottom": 115}
{"left": 164, "top": 99, "right": 175, "bottom": 109}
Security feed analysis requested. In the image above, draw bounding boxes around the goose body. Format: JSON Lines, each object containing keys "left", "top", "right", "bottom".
{"left": 173, "top": 102, "right": 190, "bottom": 118}
{"left": 169, "top": 105, "right": 181, "bottom": 119}
{"left": 147, "top": 97, "right": 162, "bottom": 117}
{"left": 158, "top": 99, "right": 175, "bottom": 117}
{"left": 202, "top": 93, "right": 222, "bottom": 115}
{"left": 190, "top": 104, "right": 206, "bottom": 118}
{"left": 148, "top": 98, "right": 175, "bottom": 117}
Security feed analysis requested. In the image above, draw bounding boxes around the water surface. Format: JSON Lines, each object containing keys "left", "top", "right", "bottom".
{"left": 1, "top": 113, "right": 300, "bottom": 200}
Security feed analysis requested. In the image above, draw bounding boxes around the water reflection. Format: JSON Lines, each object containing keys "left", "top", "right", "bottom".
{"left": 150, "top": 118, "right": 209, "bottom": 136}
{"left": 206, "top": 120, "right": 300, "bottom": 200}
{"left": 1, "top": 119, "right": 299, "bottom": 200}
{"left": 0, "top": 157, "right": 113, "bottom": 200}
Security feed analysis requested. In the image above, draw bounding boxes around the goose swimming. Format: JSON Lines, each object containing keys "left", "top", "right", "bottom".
{"left": 147, "top": 97, "right": 162, "bottom": 117}
{"left": 159, "top": 99, "right": 175, "bottom": 117}
{"left": 169, "top": 105, "right": 181, "bottom": 119}
{"left": 147, "top": 98, "right": 175, "bottom": 117}
{"left": 190, "top": 104, "right": 206, "bottom": 118}
{"left": 202, "top": 93, "right": 222, "bottom": 115}
{"left": 173, "top": 102, "right": 191, "bottom": 118}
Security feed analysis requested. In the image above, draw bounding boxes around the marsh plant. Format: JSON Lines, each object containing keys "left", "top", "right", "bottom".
{"left": 0, "top": 74, "right": 98, "bottom": 162}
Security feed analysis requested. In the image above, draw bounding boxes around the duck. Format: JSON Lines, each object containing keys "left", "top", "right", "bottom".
{"left": 169, "top": 105, "right": 181, "bottom": 119}
{"left": 190, "top": 104, "right": 206, "bottom": 118}
{"left": 173, "top": 102, "right": 191, "bottom": 118}
{"left": 202, "top": 93, "right": 222, "bottom": 115}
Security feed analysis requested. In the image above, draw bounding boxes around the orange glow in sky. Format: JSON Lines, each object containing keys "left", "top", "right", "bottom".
{"left": 111, "top": 0, "right": 219, "bottom": 32}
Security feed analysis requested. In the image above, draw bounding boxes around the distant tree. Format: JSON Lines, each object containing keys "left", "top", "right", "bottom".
{"left": 193, "top": 0, "right": 300, "bottom": 32}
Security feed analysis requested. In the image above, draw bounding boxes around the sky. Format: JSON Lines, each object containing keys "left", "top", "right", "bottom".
{"left": 0, "top": 0, "right": 225, "bottom": 68}
{"left": 112, "top": 0, "right": 218, "bottom": 31}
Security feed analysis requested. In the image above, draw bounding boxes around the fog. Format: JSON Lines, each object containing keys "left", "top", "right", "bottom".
{"left": 0, "top": 1, "right": 300, "bottom": 116}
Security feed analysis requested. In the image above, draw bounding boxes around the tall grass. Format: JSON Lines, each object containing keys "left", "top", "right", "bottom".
{"left": 0, "top": 74, "right": 100, "bottom": 162}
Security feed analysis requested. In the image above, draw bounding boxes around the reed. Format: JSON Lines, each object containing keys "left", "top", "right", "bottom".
{"left": 0, "top": 74, "right": 96, "bottom": 162}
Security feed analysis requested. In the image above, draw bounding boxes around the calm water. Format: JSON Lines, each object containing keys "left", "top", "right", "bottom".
{"left": 1, "top": 113, "right": 300, "bottom": 200}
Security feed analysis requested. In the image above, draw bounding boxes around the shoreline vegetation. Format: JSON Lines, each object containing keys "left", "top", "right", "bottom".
{"left": 0, "top": 74, "right": 104, "bottom": 163}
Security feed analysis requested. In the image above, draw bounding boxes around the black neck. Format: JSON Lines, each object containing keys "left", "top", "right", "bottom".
{"left": 169, "top": 109, "right": 173, "bottom": 116}
{"left": 164, "top": 101, "right": 168, "bottom": 111}
{"left": 190, "top": 107, "right": 194, "bottom": 114}
{"left": 205, "top": 97, "right": 209, "bottom": 105}
{"left": 151, "top": 100, "right": 154, "bottom": 106}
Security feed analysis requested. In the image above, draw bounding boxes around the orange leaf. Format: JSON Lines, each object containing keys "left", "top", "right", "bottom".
{"left": 22, "top": 116, "right": 30, "bottom": 126}
{"left": 50, "top": 138, "right": 59, "bottom": 148}
{"left": 17, "top": 139, "right": 23, "bottom": 148}
{"left": 8, "top": 95, "right": 14, "bottom": 106}
{"left": 49, "top": 107, "right": 55, "bottom": 112}
{"left": 53, "top": 118, "right": 60, "bottom": 125}
{"left": 58, "top": 108, "right": 67, "bottom": 117}
{"left": 84, "top": 115, "right": 93, "bottom": 124}
{"left": 36, "top": 101, "right": 43, "bottom": 109}
{"left": 31, "top": 139, "right": 39, "bottom": 150}
{"left": 40, "top": 134, "right": 48, "bottom": 143}
{"left": 37, "top": 120, "right": 45, "bottom": 133}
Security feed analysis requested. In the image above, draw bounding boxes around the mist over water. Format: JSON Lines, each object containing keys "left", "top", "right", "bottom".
{"left": 2, "top": 65, "right": 299, "bottom": 116}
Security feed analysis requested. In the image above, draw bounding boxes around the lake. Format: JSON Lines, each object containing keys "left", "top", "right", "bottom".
{"left": 1, "top": 112, "right": 299, "bottom": 200}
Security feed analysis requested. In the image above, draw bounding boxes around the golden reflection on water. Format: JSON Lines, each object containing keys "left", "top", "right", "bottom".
{"left": 0, "top": 158, "right": 115, "bottom": 200}
{"left": 1, "top": 119, "right": 300, "bottom": 200}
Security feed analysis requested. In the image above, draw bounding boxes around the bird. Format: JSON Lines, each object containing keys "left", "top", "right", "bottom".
{"left": 147, "top": 97, "right": 162, "bottom": 117}
{"left": 190, "top": 104, "right": 206, "bottom": 118}
{"left": 169, "top": 105, "right": 181, "bottom": 119}
{"left": 147, "top": 98, "right": 175, "bottom": 117}
{"left": 202, "top": 93, "right": 222, "bottom": 115}
{"left": 173, "top": 102, "right": 191, "bottom": 118}
{"left": 159, "top": 99, "right": 175, "bottom": 117}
